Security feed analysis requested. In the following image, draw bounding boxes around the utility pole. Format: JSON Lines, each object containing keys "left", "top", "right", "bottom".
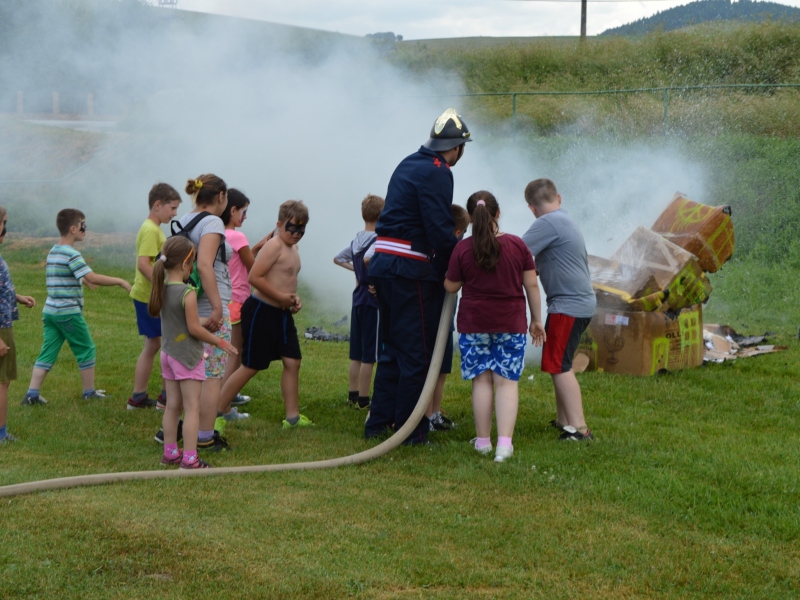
{"left": 580, "top": 0, "right": 587, "bottom": 40}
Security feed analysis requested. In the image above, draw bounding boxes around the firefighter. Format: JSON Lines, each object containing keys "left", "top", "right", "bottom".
{"left": 365, "top": 108, "right": 472, "bottom": 444}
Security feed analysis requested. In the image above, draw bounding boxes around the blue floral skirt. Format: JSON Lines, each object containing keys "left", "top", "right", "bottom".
{"left": 458, "top": 333, "right": 527, "bottom": 381}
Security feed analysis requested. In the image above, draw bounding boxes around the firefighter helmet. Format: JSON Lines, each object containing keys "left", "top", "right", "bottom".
{"left": 423, "top": 108, "right": 472, "bottom": 152}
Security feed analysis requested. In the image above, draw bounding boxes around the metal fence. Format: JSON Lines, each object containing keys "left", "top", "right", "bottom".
{"left": 432, "top": 83, "right": 800, "bottom": 133}
{"left": 0, "top": 90, "right": 128, "bottom": 118}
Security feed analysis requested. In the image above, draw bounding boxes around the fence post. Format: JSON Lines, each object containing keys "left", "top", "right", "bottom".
{"left": 662, "top": 88, "right": 669, "bottom": 134}
{"left": 512, "top": 93, "right": 517, "bottom": 135}
{"left": 17, "top": 91, "right": 23, "bottom": 115}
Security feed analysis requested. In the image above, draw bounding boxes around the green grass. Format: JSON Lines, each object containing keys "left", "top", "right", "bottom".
{"left": 395, "top": 22, "right": 800, "bottom": 136}
{"left": 1, "top": 239, "right": 799, "bottom": 598}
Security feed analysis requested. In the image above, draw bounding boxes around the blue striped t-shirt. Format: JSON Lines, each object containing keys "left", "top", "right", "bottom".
{"left": 43, "top": 244, "right": 93, "bottom": 315}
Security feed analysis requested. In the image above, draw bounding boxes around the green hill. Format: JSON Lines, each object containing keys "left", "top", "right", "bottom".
{"left": 602, "top": 0, "right": 800, "bottom": 36}
{"left": 0, "top": 0, "right": 362, "bottom": 113}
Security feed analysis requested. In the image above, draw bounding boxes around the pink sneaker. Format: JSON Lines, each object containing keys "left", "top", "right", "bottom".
{"left": 161, "top": 450, "right": 183, "bottom": 466}
{"left": 180, "top": 457, "right": 211, "bottom": 469}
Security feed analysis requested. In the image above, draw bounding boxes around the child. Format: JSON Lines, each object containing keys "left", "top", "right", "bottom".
{"left": 522, "top": 178, "right": 596, "bottom": 441}
{"left": 333, "top": 194, "right": 384, "bottom": 410}
{"left": 177, "top": 174, "right": 232, "bottom": 453}
{"left": 444, "top": 191, "right": 545, "bottom": 462}
{"left": 219, "top": 200, "right": 312, "bottom": 429}
{"left": 148, "top": 236, "right": 237, "bottom": 469}
{"left": 22, "top": 209, "right": 131, "bottom": 405}
{"left": 427, "top": 203, "right": 470, "bottom": 431}
{"left": 128, "top": 183, "right": 182, "bottom": 411}
{"left": 217, "top": 188, "right": 255, "bottom": 426}
{"left": 0, "top": 206, "right": 37, "bottom": 443}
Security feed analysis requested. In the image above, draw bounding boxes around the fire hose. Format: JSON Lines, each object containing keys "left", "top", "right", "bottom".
{"left": 0, "top": 293, "right": 457, "bottom": 499}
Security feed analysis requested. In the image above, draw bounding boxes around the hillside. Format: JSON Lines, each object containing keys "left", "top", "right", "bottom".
{"left": 601, "top": 0, "right": 800, "bottom": 36}
{"left": 0, "top": 0, "right": 363, "bottom": 114}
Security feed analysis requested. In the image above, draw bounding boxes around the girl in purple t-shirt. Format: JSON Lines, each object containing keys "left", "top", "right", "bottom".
{"left": 444, "top": 191, "right": 546, "bottom": 463}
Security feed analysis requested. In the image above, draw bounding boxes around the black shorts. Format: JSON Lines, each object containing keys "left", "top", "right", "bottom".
{"left": 241, "top": 296, "right": 302, "bottom": 370}
{"left": 439, "top": 331, "right": 453, "bottom": 375}
{"left": 349, "top": 304, "right": 379, "bottom": 364}
{"left": 541, "top": 313, "right": 591, "bottom": 374}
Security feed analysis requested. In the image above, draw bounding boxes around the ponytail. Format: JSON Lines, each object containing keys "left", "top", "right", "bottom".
{"left": 148, "top": 236, "right": 196, "bottom": 317}
{"left": 466, "top": 191, "right": 500, "bottom": 272}
{"left": 148, "top": 258, "right": 167, "bottom": 317}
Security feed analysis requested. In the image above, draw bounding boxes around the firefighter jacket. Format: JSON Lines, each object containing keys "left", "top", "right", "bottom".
{"left": 369, "top": 146, "right": 458, "bottom": 283}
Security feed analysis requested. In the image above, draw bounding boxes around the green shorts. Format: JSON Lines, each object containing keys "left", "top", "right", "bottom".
{"left": 34, "top": 312, "right": 96, "bottom": 371}
{"left": 0, "top": 327, "right": 17, "bottom": 383}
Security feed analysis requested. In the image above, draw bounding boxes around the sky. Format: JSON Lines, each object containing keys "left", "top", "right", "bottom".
{"left": 175, "top": 0, "right": 800, "bottom": 38}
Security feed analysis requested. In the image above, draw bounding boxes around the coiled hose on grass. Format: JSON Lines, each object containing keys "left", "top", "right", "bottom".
{"left": 0, "top": 293, "right": 457, "bottom": 499}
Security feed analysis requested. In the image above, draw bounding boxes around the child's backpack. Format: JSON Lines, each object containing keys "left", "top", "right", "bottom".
{"left": 169, "top": 212, "right": 228, "bottom": 297}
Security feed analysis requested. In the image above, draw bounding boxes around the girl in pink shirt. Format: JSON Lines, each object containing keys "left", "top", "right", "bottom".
{"left": 444, "top": 191, "right": 546, "bottom": 463}
{"left": 220, "top": 189, "right": 254, "bottom": 419}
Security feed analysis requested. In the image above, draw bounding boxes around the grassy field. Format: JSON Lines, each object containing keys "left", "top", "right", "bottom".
{"left": 396, "top": 22, "right": 800, "bottom": 136}
{"left": 0, "top": 234, "right": 798, "bottom": 598}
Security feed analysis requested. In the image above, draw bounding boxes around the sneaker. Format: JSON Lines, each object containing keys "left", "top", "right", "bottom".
{"left": 231, "top": 393, "right": 251, "bottom": 407}
{"left": 0, "top": 433, "right": 19, "bottom": 444}
{"left": 223, "top": 407, "right": 250, "bottom": 421}
{"left": 494, "top": 445, "right": 514, "bottom": 463}
{"left": 154, "top": 419, "right": 183, "bottom": 444}
{"left": 282, "top": 414, "right": 314, "bottom": 429}
{"left": 430, "top": 411, "right": 456, "bottom": 431}
{"left": 160, "top": 450, "right": 183, "bottom": 466}
{"left": 180, "top": 457, "right": 211, "bottom": 469}
{"left": 559, "top": 426, "right": 594, "bottom": 441}
{"left": 83, "top": 390, "right": 108, "bottom": 400}
{"left": 549, "top": 419, "right": 566, "bottom": 431}
{"left": 156, "top": 392, "right": 167, "bottom": 411}
{"left": 355, "top": 397, "right": 370, "bottom": 410}
{"left": 346, "top": 392, "right": 359, "bottom": 407}
{"left": 21, "top": 394, "right": 47, "bottom": 406}
{"left": 214, "top": 416, "right": 226, "bottom": 436}
{"left": 197, "top": 431, "right": 230, "bottom": 452}
{"left": 127, "top": 396, "right": 157, "bottom": 410}
{"left": 470, "top": 437, "right": 493, "bottom": 455}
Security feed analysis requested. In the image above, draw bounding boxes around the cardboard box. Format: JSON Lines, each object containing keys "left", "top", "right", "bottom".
{"left": 576, "top": 304, "right": 704, "bottom": 376}
{"left": 651, "top": 194, "right": 734, "bottom": 273}
{"left": 610, "top": 226, "right": 711, "bottom": 311}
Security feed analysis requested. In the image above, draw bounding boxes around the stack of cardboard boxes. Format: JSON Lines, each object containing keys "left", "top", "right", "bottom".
{"left": 576, "top": 193, "right": 735, "bottom": 376}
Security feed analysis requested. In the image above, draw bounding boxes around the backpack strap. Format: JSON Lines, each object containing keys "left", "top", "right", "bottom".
{"left": 169, "top": 211, "right": 227, "bottom": 265}
{"left": 170, "top": 211, "right": 212, "bottom": 237}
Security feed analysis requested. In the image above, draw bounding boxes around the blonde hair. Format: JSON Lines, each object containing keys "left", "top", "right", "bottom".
{"left": 361, "top": 194, "right": 384, "bottom": 223}
{"left": 278, "top": 200, "right": 309, "bottom": 224}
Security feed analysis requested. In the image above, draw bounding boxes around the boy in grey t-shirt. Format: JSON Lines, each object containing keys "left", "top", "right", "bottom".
{"left": 522, "top": 179, "right": 595, "bottom": 441}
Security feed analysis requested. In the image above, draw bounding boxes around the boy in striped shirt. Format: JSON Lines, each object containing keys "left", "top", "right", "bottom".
{"left": 21, "top": 209, "right": 131, "bottom": 405}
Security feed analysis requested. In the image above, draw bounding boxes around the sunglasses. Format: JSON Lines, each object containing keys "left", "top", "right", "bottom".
{"left": 285, "top": 221, "right": 306, "bottom": 236}
{"left": 79, "top": 221, "right": 87, "bottom": 233}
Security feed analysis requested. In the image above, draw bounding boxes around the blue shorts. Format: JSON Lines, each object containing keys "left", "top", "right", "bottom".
{"left": 349, "top": 304, "right": 379, "bottom": 364}
{"left": 459, "top": 333, "right": 527, "bottom": 381}
{"left": 133, "top": 299, "right": 161, "bottom": 339}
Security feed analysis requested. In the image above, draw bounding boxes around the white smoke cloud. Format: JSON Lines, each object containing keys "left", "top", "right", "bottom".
{"left": 1, "top": 5, "right": 709, "bottom": 325}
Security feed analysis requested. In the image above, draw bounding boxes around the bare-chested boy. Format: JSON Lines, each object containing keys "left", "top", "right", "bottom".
{"left": 218, "top": 200, "right": 313, "bottom": 428}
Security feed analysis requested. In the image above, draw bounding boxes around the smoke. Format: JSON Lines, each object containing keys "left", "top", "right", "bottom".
{"left": 0, "top": 2, "right": 709, "bottom": 322}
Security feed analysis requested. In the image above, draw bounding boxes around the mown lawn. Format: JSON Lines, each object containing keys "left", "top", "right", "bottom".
{"left": 1, "top": 241, "right": 798, "bottom": 599}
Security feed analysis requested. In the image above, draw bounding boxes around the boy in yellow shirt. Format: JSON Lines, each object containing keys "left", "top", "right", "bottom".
{"left": 127, "top": 183, "right": 182, "bottom": 410}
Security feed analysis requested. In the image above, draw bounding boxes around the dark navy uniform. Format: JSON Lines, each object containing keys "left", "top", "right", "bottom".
{"left": 365, "top": 145, "right": 458, "bottom": 444}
